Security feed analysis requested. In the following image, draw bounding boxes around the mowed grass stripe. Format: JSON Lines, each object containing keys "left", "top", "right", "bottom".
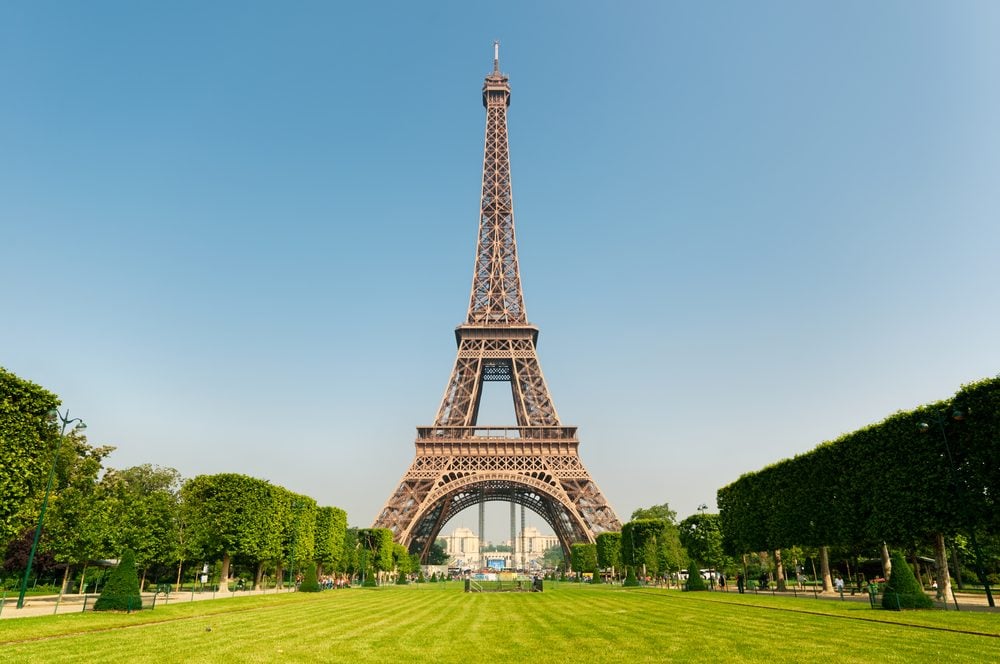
{"left": 632, "top": 588, "right": 1000, "bottom": 637}
{"left": 3, "top": 585, "right": 999, "bottom": 663}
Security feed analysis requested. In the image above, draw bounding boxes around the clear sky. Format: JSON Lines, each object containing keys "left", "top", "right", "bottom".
{"left": 3, "top": 1, "right": 999, "bottom": 543}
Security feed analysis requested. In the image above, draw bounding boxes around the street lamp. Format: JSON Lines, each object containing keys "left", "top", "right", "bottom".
{"left": 918, "top": 408, "right": 994, "bottom": 608}
{"left": 17, "top": 408, "right": 86, "bottom": 609}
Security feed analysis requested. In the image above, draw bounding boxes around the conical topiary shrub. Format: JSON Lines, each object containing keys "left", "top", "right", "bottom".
{"left": 591, "top": 570, "right": 603, "bottom": 584}
{"left": 882, "top": 552, "right": 933, "bottom": 610}
{"left": 429, "top": 572, "right": 438, "bottom": 583}
{"left": 94, "top": 549, "right": 143, "bottom": 611}
{"left": 623, "top": 566, "right": 640, "bottom": 587}
{"left": 685, "top": 562, "right": 707, "bottom": 591}
{"left": 416, "top": 570, "right": 425, "bottom": 583}
{"left": 299, "top": 562, "right": 321, "bottom": 592}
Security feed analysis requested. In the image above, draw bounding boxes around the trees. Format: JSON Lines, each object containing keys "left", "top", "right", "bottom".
{"left": 542, "top": 544, "right": 564, "bottom": 569}
{"left": 596, "top": 532, "right": 622, "bottom": 580}
{"left": 571, "top": 543, "right": 597, "bottom": 580}
{"left": 42, "top": 434, "right": 115, "bottom": 593}
{"left": 717, "top": 376, "right": 1000, "bottom": 602}
{"left": 357, "top": 528, "right": 393, "bottom": 585}
{"left": 181, "top": 474, "right": 277, "bottom": 592}
{"left": 101, "top": 465, "right": 181, "bottom": 589}
{"left": 627, "top": 503, "right": 685, "bottom": 580}
{"left": 427, "top": 539, "right": 449, "bottom": 565}
{"left": 631, "top": 503, "right": 678, "bottom": 524}
{"left": 314, "top": 507, "right": 347, "bottom": 576}
{"left": 622, "top": 520, "right": 678, "bottom": 579}
{"left": 339, "top": 528, "right": 359, "bottom": 579}
{"left": 0, "top": 367, "right": 60, "bottom": 547}
{"left": 678, "top": 513, "right": 724, "bottom": 572}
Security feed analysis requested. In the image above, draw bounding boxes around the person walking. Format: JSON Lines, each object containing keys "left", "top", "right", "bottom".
{"left": 736, "top": 572, "right": 745, "bottom": 594}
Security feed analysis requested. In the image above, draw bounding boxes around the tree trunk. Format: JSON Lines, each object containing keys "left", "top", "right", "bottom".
{"left": 933, "top": 532, "right": 951, "bottom": 600}
{"left": 774, "top": 549, "right": 786, "bottom": 591}
{"left": 880, "top": 542, "right": 892, "bottom": 579}
{"left": 254, "top": 562, "right": 265, "bottom": 590}
{"left": 78, "top": 563, "right": 89, "bottom": 594}
{"left": 140, "top": 568, "right": 147, "bottom": 592}
{"left": 175, "top": 561, "right": 184, "bottom": 593}
{"left": 820, "top": 546, "right": 833, "bottom": 592}
{"left": 951, "top": 545, "right": 963, "bottom": 589}
{"left": 60, "top": 565, "right": 71, "bottom": 595}
{"left": 219, "top": 552, "right": 231, "bottom": 592}
{"left": 276, "top": 562, "right": 284, "bottom": 589}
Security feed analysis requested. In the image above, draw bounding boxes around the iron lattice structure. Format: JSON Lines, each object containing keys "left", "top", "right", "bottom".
{"left": 374, "top": 46, "right": 621, "bottom": 560}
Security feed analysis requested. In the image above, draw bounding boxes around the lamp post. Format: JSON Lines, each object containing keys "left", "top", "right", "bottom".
{"left": 17, "top": 408, "right": 86, "bottom": 609}
{"left": 918, "top": 409, "right": 994, "bottom": 608}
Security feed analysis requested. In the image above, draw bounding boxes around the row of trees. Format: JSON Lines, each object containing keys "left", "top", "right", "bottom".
{"left": 1, "top": 368, "right": 350, "bottom": 592}
{"left": 717, "top": 376, "right": 1000, "bottom": 598}
{"left": 567, "top": 503, "right": 726, "bottom": 589}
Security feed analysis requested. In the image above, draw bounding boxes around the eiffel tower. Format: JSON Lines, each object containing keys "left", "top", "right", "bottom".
{"left": 374, "top": 44, "right": 621, "bottom": 559}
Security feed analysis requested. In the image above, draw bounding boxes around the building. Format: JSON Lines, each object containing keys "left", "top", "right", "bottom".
{"left": 441, "top": 527, "right": 481, "bottom": 568}
{"left": 442, "top": 525, "right": 561, "bottom": 569}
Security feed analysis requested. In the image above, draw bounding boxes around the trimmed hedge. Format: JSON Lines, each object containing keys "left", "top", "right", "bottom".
{"left": 299, "top": 562, "right": 321, "bottom": 592}
{"left": 882, "top": 552, "right": 933, "bottom": 610}
{"left": 684, "top": 561, "right": 707, "bottom": 591}
{"left": 94, "top": 549, "right": 142, "bottom": 611}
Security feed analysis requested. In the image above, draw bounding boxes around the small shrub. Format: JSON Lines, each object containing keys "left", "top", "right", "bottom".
{"left": 623, "top": 566, "right": 640, "bottom": 587}
{"left": 429, "top": 572, "right": 438, "bottom": 583}
{"left": 882, "top": 552, "right": 933, "bottom": 610}
{"left": 684, "top": 562, "right": 707, "bottom": 591}
{"left": 94, "top": 550, "right": 142, "bottom": 612}
{"left": 299, "top": 562, "right": 321, "bottom": 592}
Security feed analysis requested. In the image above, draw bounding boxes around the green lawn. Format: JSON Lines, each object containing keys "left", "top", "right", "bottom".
{"left": 1, "top": 583, "right": 997, "bottom": 663}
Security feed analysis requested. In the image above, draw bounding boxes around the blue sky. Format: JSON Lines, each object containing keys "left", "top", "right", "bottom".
{"left": 3, "top": 1, "right": 999, "bottom": 542}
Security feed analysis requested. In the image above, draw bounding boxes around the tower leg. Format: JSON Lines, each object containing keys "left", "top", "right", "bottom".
{"left": 510, "top": 502, "right": 516, "bottom": 571}
{"left": 479, "top": 501, "right": 485, "bottom": 569}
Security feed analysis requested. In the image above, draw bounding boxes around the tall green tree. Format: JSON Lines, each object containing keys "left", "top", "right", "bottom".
{"left": 181, "top": 474, "right": 277, "bottom": 592}
{"left": 571, "top": 543, "right": 597, "bottom": 579}
{"left": 427, "top": 539, "right": 449, "bottom": 565}
{"left": 596, "top": 532, "right": 622, "bottom": 580}
{"left": 0, "top": 368, "right": 60, "bottom": 547}
{"left": 631, "top": 503, "right": 678, "bottom": 524}
{"left": 339, "top": 528, "right": 359, "bottom": 578}
{"left": 678, "top": 513, "right": 725, "bottom": 571}
{"left": 542, "top": 544, "right": 564, "bottom": 569}
{"left": 42, "top": 434, "right": 115, "bottom": 593}
{"left": 357, "top": 528, "right": 393, "bottom": 584}
{"left": 314, "top": 506, "right": 347, "bottom": 576}
{"left": 393, "top": 543, "right": 411, "bottom": 583}
{"left": 102, "top": 465, "right": 181, "bottom": 589}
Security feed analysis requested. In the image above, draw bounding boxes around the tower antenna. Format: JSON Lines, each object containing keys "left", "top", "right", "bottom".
{"left": 493, "top": 40, "right": 500, "bottom": 73}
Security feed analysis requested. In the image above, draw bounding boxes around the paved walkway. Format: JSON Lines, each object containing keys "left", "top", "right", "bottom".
{"left": 710, "top": 585, "right": 998, "bottom": 612}
{"left": 0, "top": 586, "right": 299, "bottom": 620}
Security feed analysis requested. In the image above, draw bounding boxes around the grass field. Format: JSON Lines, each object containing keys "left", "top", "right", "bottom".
{"left": 1, "top": 583, "right": 997, "bottom": 663}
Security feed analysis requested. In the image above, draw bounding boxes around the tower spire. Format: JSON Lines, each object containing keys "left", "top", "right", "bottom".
{"left": 472, "top": 41, "right": 520, "bottom": 324}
